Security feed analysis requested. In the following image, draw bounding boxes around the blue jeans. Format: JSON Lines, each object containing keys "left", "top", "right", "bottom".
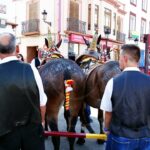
{"left": 105, "top": 133, "right": 150, "bottom": 150}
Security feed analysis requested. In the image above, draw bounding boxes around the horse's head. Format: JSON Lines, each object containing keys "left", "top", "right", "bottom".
{"left": 38, "top": 38, "right": 64, "bottom": 61}
{"left": 76, "top": 34, "right": 101, "bottom": 69}
{"left": 82, "top": 34, "right": 101, "bottom": 54}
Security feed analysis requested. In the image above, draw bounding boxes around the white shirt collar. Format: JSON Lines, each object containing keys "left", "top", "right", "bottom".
{"left": 0, "top": 56, "right": 18, "bottom": 64}
{"left": 123, "top": 67, "right": 140, "bottom": 72}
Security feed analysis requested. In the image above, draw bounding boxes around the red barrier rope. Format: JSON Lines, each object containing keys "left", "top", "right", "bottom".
{"left": 44, "top": 131, "right": 85, "bottom": 138}
{"left": 44, "top": 131, "right": 107, "bottom": 140}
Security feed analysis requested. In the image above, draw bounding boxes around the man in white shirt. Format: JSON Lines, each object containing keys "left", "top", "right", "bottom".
{"left": 0, "top": 32, "right": 47, "bottom": 150}
{"left": 100, "top": 44, "right": 150, "bottom": 150}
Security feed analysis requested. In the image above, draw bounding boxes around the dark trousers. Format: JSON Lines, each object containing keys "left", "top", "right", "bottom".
{"left": 0, "top": 123, "right": 45, "bottom": 150}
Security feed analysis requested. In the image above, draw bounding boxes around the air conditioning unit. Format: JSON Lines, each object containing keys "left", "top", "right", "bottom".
{"left": 0, "top": 18, "right": 6, "bottom": 28}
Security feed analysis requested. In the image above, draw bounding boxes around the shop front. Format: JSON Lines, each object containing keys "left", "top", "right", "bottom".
{"left": 67, "top": 32, "right": 93, "bottom": 58}
{"left": 99, "top": 37, "right": 125, "bottom": 62}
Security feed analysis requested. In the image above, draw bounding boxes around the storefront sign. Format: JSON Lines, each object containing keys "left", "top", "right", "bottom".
{"left": 131, "top": 31, "right": 139, "bottom": 39}
{"left": 144, "top": 34, "right": 150, "bottom": 74}
{"left": 101, "top": 40, "right": 113, "bottom": 47}
{"left": 69, "top": 34, "right": 91, "bottom": 44}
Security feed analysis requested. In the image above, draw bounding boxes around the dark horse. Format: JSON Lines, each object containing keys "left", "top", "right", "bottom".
{"left": 39, "top": 58, "right": 86, "bottom": 150}
{"left": 75, "top": 60, "right": 121, "bottom": 145}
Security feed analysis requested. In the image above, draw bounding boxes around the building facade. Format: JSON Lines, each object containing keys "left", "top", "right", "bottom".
{"left": 0, "top": 0, "right": 17, "bottom": 34}
{"left": 121, "top": 0, "right": 150, "bottom": 71}
{"left": 10, "top": 0, "right": 150, "bottom": 62}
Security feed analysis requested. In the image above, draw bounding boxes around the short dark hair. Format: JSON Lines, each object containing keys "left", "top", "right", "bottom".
{"left": 121, "top": 44, "right": 140, "bottom": 62}
{"left": 0, "top": 33, "right": 16, "bottom": 54}
{"left": 17, "top": 53, "right": 24, "bottom": 61}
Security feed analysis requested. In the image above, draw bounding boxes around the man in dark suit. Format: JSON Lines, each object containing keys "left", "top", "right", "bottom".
{"left": 100, "top": 44, "right": 150, "bottom": 150}
{"left": 0, "top": 32, "right": 47, "bottom": 150}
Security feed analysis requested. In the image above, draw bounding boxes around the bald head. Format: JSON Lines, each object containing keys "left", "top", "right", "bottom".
{"left": 0, "top": 33, "right": 16, "bottom": 54}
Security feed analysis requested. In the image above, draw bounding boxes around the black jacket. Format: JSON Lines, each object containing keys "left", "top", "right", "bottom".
{"left": 0, "top": 60, "right": 41, "bottom": 136}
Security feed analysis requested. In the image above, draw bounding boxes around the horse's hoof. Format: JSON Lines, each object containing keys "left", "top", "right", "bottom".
{"left": 76, "top": 138, "right": 85, "bottom": 145}
{"left": 97, "top": 139, "right": 105, "bottom": 144}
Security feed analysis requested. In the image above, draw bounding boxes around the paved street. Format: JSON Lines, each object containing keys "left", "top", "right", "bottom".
{"left": 45, "top": 107, "right": 106, "bottom": 150}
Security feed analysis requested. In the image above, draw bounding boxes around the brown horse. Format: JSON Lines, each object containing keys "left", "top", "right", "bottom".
{"left": 75, "top": 60, "right": 121, "bottom": 145}
{"left": 83, "top": 60, "right": 121, "bottom": 142}
{"left": 39, "top": 58, "right": 86, "bottom": 150}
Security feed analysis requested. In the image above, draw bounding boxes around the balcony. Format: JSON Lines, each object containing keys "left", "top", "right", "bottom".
{"left": 22, "top": 19, "right": 40, "bottom": 36}
{"left": 67, "top": 18, "right": 86, "bottom": 34}
{"left": 116, "top": 31, "right": 126, "bottom": 42}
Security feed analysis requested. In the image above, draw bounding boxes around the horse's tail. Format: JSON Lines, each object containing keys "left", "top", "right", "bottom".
{"left": 63, "top": 70, "right": 73, "bottom": 112}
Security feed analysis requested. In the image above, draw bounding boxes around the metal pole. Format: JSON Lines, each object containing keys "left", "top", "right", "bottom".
{"left": 106, "top": 34, "right": 108, "bottom": 50}
{"left": 44, "top": 131, "right": 107, "bottom": 140}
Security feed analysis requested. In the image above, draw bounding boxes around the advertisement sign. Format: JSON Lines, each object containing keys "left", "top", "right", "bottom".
{"left": 131, "top": 31, "right": 139, "bottom": 39}
{"left": 69, "top": 34, "right": 91, "bottom": 44}
{"left": 144, "top": 34, "right": 150, "bottom": 75}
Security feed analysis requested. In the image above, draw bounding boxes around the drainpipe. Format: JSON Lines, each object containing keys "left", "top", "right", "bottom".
{"left": 58, "top": 0, "right": 61, "bottom": 41}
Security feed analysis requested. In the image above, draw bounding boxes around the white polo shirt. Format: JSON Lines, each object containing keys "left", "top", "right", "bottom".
{"left": 100, "top": 67, "right": 140, "bottom": 112}
{"left": 0, "top": 56, "right": 47, "bottom": 106}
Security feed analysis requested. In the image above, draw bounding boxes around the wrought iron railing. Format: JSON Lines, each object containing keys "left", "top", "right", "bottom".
{"left": 67, "top": 18, "right": 86, "bottom": 34}
{"left": 22, "top": 19, "right": 40, "bottom": 35}
{"left": 116, "top": 31, "right": 126, "bottom": 42}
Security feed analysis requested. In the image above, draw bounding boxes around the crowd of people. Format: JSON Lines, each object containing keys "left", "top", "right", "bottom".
{"left": 0, "top": 32, "right": 150, "bottom": 150}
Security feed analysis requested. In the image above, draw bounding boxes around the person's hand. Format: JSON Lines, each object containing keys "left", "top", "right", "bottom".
{"left": 103, "top": 127, "right": 110, "bottom": 135}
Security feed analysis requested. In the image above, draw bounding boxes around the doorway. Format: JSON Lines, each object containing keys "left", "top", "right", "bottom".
{"left": 27, "top": 46, "right": 38, "bottom": 63}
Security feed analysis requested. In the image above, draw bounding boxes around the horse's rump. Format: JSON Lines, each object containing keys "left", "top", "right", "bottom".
{"left": 39, "top": 58, "right": 86, "bottom": 113}
{"left": 85, "top": 61, "right": 121, "bottom": 108}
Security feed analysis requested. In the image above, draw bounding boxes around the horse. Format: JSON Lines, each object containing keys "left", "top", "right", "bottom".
{"left": 38, "top": 38, "right": 86, "bottom": 150}
{"left": 76, "top": 60, "right": 121, "bottom": 146}
{"left": 75, "top": 34, "right": 121, "bottom": 144}
{"left": 75, "top": 34, "right": 101, "bottom": 144}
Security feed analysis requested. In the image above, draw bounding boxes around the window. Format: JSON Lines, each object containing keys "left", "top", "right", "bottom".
{"left": 94, "top": 5, "right": 99, "bottom": 31}
{"left": 113, "top": 13, "right": 116, "bottom": 35}
{"left": 28, "top": 1, "right": 39, "bottom": 19}
{"left": 88, "top": 4, "right": 91, "bottom": 30}
{"left": 129, "top": 12, "right": 136, "bottom": 37}
{"left": 142, "top": 0, "right": 147, "bottom": 11}
{"left": 0, "top": 4, "right": 6, "bottom": 14}
{"left": 130, "top": 0, "right": 137, "bottom": 5}
{"left": 140, "top": 18, "right": 146, "bottom": 37}
{"left": 69, "top": 0, "right": 79, "bottom": 19}
{"left": 104, "top": 8, "right": 111, "bottom": 28}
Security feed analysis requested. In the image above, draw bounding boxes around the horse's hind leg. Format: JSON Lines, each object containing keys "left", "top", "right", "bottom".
{"left": 76, "top": 103, "right": 95, "bottom": 145}
{"left": 46, "top": 106, "right": 60, "bottom": 150}
{"left": 68, "top": 116, "right": 78, "bottom": 150}
{"left": 97, "top": 109, "right": 105, "bottom": 144}
{"left": 64, "top": 108, "right": 70, "bottom": 131}
{"left": 45, "top": 118, "right": 48, "bottom": 131}
{"left": 48, "top": 117, "right": 60, "bottom": 150}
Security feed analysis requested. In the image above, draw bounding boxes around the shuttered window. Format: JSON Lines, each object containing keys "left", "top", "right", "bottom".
{"left": 29, "top": 2, "right": 39, "bottom": 19}
{"left": 69, "top": 0, "right": 79, "bottom": 19}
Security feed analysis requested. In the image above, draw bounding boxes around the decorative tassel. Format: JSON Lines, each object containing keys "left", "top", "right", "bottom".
{"left": 64, "top": 79, "right": 74, "bottom": 111}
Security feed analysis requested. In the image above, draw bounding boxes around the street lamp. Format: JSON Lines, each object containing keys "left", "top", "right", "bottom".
{"left": 41, "top": 10, "right": 51, "bottom": 26}
{"left": 134, "top": 37, "right": 139, "bottom": 45}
